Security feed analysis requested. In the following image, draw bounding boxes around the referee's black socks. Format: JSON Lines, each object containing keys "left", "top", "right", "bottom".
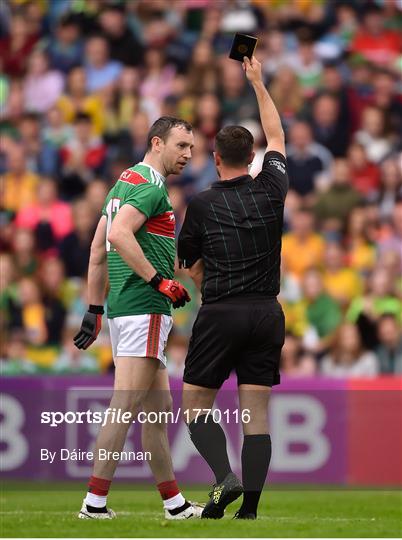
{"left": 188, "top": 414, "right": 232, "bottom": 484}
{"left": 238, "top": 434, "right": 272, "bottom": 517}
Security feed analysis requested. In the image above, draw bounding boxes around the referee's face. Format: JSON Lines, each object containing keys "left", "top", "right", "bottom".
{"left": 161, "top": 127, "right": 194, "bottom": 176}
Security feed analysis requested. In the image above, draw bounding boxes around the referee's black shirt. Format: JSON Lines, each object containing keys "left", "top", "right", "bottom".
{"left": 178, "top": 150, "right": 289, "bottom": 304}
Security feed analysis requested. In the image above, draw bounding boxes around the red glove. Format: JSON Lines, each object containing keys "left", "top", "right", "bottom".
{"left": 148, "top": 273, "right": 191, "bottom": 308}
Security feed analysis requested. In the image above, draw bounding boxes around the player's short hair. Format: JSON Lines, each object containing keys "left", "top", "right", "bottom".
{"left": 147, "top": 116, "right": 193, "bottom": 151}
{"left": 215, "top": 126, "right": 254, "bottom": 167}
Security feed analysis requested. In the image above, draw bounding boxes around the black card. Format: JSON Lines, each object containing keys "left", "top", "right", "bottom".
{"left": 229, "top": 33, "right": 258, "bottom": 62}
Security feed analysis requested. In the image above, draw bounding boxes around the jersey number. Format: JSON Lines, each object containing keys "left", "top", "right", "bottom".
{"left": 105, "top": 198, "right": 121, "bottom": 252}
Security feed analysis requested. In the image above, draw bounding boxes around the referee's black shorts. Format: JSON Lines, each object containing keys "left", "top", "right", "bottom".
{"left": 183, "top": 297, "right": 285, "bottom": 389}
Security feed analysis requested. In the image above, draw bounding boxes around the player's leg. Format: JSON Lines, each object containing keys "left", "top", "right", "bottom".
{"left": 142, "top": 368, "right": 202, "bottom": 518}
{"left": 80, "top": 314, "right": 161, "bottom": 519}
{"left": 235, "top": 384, "right": 272, "bottom": 520}
{"left": 234, "top": 299, "right": 285, "bottom": 520}
{"left": 79, "top": 355, "right": 160, "bottom": 519}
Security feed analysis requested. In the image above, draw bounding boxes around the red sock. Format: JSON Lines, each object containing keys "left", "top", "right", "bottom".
{"left": 88, "top": 476, "right": 111, "bottom": 496}
{"left": 157, "top": 480, "right": 180, "bottom": 500}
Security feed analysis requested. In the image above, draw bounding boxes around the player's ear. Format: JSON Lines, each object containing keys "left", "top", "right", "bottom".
{"left": 151, "top": 136, "right": 163, "bottom": 153}
{"left": 213, "top": 151, "right": 220, "bottom": 167}
{"left": 249, "top": 151, "right": 255, "bottom": 164}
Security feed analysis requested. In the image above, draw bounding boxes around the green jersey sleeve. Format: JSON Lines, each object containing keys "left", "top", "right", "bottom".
{"left": 124, "top": 184, "right": 165, "bottom": 218}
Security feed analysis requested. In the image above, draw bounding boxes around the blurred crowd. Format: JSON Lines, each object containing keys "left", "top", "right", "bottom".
{"left": 0, "top": 0, "right": 401, "bottom": 378}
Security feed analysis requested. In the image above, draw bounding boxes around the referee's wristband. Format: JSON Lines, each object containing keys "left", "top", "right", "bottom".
{"left": 148, "top": 272, "right": 163, "bottom": 290}
{"left": 88, "top": 304, "right": 104, "bottom": 315}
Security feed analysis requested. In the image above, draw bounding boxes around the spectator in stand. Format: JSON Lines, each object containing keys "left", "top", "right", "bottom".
{"left": 57, "top": 67, "right": 104, "bottom": 135}
{"left": 0, "top": 253, "right": 22, "bottom": 337}
{"left": 374, "top": 158, "right": 402, "bottom": 221}
{"left": 347, "top": 142, "right": 380, "bottom": 197}
{"left": 37, "top": 257, "right": 67, "bottom": 345}
{"left": 354, "top": 106, "right": 393, "bottom": 163}
{"left": 350, "top": 4, "right": 401, "bottom": 68}
{"left": 323, "top": 242, "right": 362, "bottom": 307}
{"left": 347, "top": 267, "right": 402, "bottom": 350}
{"left": 18, "top": 277, "right": 48, "bottom": 347}
{"left": 311, "top": 93, "right": 349, "bottom": 157}
{"left": 84, "top": 35, "right": 122, "bottom": 93}
{"left": 98, "top": 4, "right": 144, "bottom": 67}
{"left": 0, "top": 13, "right": 38, "bottom": 77}
{"left": 84, "top": 180, "right": 109, "bottom": 218}
{"left": 15, "top": 178, "right": 73, "bottom": 253}
{"left": 186, "top": 39, "right": 219, "bottom": 96}
{"left": 23, "top": 50, "right": 64, "bottom": 114}
{"left": 286, "top": 121, "right": 333, "bottom": 198}
{"left": 1, "top": 145, "right": 39, "bottom": 213}
{"left": 371, "top": 70, "right": 402, "bottom": 136}
{"left": 59, "top": 198, "right": 96, "bottom": 278}
{"left": 262, "top": 28, "right": 293, "bottom": 81}
{"left": 42, "top": 106, "right": 73, "bottom": 150}
{"left": 46, "top": 13, "right": 83, "bottom": 74}
{"left": 345, "top": 205, "right": 376, "bottom": 275}
{"left": 314, "top": 158, "right": 361, "bottom": 230}
{"left": 268, "top": 66, "right": 303, "bottom": 130}
{"left": 12, "top": 228, "right": 37, "bottom": 277}
{"left": 59, "top": 112, "right": 107, "bottom": 199}
{"left": 282, "top": 208, "right": 325, "bottom": 280}
{"left": 219, "top": 57, "right": 258, "bottom": 124}
{"left": 318, "top": 64, "right": 350, "bottom": 129}
{"left": 376, "top": 314, "right": 402, "bottom": 375}
{"left": 18, "top": 113, "right": 59, "bottom": 177}
{"left": 280, "top": 333, "right": 317, "bottom": 377}
{"left": 193, "top": 92, "right": 222, "bottom": 148}
{"left": 321, "top": 323, "right": 378, "bottom": 378}
{"left": 140, "top": 48, "right": 176, "bottom": 122}
{"left": 102, "top": 67, "right": 140, "bottom": 140}
{"left": 288, "top": 28, "right": 322, "bottom": 98}
{"left": 378, "top": 200, "right": 402, "bottom": 274}
{"left": 285, "top": 268, "right": 342, "bottom": 354}
{"left": 114, "top": 110, "right": 150, "bottom": 165}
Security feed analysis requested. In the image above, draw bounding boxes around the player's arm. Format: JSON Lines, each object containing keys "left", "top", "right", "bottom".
{"left": 243, "top": 55, "right": 285, "bottom": 157}
{"left": 108, "top": 204, "right": 190, "bottom": 308}
{"left": 74, "top": 216, "right": 107, "bottom": 350}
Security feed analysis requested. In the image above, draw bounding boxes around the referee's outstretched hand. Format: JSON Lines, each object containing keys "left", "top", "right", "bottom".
{"left": 243, "top": 55, "right": 262, "bottom": 84}
{"left": 148, "top": 273, "right": 191, "bottom": 309}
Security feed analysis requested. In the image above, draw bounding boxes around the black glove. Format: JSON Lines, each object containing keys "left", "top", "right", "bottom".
{"left": 73, "top": 305, "right": 104, "bottom": 350}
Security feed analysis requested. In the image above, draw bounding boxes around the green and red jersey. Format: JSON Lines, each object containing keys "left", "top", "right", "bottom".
{"left": 102, "top": 162, "right": 175, "bottom": 318}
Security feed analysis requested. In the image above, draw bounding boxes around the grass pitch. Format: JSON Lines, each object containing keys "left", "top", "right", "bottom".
{"left": 1, "top": 483, "right": 401, "bottom": 537}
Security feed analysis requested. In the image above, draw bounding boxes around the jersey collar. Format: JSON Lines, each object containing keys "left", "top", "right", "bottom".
{"left": 211, "top": 175, "right": 252, "bottom": 188}
{"left": 137, "top": 162, "right": 167, "bottom": 184}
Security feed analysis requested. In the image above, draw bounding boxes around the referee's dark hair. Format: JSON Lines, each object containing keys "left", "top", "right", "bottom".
{"left": 215, "top": 126, "right": 254, "bottom": 167}
{"left": 147, "top": 116, "right": 193, "bottom": 150}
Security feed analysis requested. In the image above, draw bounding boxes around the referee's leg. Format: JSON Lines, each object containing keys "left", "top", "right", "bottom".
{"left": 182, "top": 382, "right": 233, "bottom": 484}
{"left": 236, "top": 383, "right": 272, "bottom": 518}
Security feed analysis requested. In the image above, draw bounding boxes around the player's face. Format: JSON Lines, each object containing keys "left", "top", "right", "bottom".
{"left": 161, "top": 127, "right": 194, "bottom": 175}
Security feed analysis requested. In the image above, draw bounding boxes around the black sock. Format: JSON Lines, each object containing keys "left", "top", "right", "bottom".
{"left": 86, "top": 504, "right": 108, "bottom": 513}
{"left": 239, "top": 434, "right": 271, "bottom": 516}
{"left": 188, "top": 414, "right": 232, "bottom": 484}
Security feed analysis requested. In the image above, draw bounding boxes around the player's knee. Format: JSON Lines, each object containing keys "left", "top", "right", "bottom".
{"left": 111, "top": 392, "right": 144, "bottom": 416}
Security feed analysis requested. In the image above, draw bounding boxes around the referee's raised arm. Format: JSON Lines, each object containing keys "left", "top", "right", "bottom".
{"left": 243, "top": 56, "right": 286, "bottom": 157}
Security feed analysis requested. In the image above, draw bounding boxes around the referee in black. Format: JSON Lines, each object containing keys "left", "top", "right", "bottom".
{"left": 178, "top": 56, "right": 288, "bottom": 520}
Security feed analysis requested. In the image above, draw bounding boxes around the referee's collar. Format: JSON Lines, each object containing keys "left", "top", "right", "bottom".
{"left": 212, "top": 175, "right": 251, "bottom": 188}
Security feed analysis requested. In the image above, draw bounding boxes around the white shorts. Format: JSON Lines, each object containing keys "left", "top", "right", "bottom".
{"left": 108, "top": 314, "right": 173, "bottom": 367}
